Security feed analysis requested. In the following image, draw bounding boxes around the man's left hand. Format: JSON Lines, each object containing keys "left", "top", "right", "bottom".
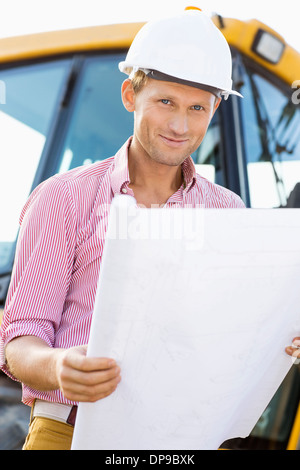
{"left": 285, "top": 337, "right": 300, "bottom": 364}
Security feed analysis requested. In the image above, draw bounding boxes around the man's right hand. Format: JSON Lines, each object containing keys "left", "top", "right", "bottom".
{"left": 56, "top": 344, "right": 121, "bottom": 402}
{"left": 5, "top": 336, "right": 121, "bottom": 402}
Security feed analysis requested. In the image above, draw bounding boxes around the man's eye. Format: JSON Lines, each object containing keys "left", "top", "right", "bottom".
{"left": 161, "top": 99, "right": 170, "bottom": 105}
{"left": 192, "top": 105, "right": 203, "bottom": 111}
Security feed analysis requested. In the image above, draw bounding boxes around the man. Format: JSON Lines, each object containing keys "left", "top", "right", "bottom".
{"left": 0, "top": 8, "right": 298, "bottom": 450}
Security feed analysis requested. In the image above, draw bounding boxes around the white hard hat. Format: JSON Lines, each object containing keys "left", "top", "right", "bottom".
{"left": 119, "top": 9, "right": 243, "bottom": 100}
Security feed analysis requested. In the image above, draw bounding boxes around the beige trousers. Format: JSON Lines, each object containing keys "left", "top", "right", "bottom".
{"left": 22, "top": 416, "right": 74, "bottom": 450}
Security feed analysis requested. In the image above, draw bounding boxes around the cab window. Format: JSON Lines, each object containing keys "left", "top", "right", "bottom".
{"left": 239, "top": 67, "right": 300, "bottom": 208}
{"left": 56, "top": 54, "right": 134, "bottom": 173}
{"left": 0, "top": 59, "right": 71, "bottom": 274}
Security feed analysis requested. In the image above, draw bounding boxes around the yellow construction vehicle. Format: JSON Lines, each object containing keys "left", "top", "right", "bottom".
{"left": 0, "top": 12, "right": 299, "bottom": 450}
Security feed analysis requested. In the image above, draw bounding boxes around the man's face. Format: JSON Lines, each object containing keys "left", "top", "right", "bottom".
{"left": 122, "top": 77, "right": 220, "bottom": 167}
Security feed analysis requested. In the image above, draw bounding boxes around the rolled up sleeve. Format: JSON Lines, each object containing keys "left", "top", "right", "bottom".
{"left": 0, "top": 176, "right": 77, "bottom": 378}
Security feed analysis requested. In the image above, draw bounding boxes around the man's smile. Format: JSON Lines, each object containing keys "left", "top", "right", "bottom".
{"left": 159, "top": 134, "right": 189, "bottom": 148}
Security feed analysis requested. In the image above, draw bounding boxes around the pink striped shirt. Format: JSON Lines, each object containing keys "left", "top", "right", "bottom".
{"left": 0, "top": 137, "right": 245, "bottom": 406}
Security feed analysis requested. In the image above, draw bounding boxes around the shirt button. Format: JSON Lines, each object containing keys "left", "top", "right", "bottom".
{"left": 122, "top": 187, "right": 127, "bottom": 194}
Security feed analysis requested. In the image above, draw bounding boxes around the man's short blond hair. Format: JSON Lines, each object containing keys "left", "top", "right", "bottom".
{"left": 130, "top": 69, "right": 149, "bottom": 94}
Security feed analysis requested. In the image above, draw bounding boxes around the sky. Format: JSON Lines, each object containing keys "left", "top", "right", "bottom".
{"left": 0, "top": 0, "right": 299, "bottom": 52}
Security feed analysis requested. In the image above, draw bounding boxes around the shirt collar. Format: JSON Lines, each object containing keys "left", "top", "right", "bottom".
{"left": 110, "top": 137, "right": 197, "bottom": 196}
{"left": 181, "top": 155, "right": 197, "bottom": 193}
{"left": 110, "top": 138, "right": 133, "bottom": 196}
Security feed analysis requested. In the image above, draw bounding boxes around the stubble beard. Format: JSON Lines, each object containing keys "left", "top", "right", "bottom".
{"left": 146, "top": 138, "right": 194, "bottom": 168}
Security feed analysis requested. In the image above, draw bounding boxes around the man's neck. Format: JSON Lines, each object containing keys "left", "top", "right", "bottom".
{"left": 127, "top": 138, "right": 183, "bottom": 207}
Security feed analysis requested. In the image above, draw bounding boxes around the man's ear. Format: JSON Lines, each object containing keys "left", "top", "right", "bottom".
{"left": 213, "top": 97, "right": 221, "bottom": 115}
{"left": 121, "top": 79, "right": 135, "bottom": 112}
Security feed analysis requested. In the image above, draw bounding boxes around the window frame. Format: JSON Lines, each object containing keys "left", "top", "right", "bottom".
{"left": 236, "top": 53, "right": 300, "bottom": 209}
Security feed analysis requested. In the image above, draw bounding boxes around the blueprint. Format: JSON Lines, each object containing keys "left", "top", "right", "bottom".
{"left": 72, "top": 196, "right": 300, "bottom": 450}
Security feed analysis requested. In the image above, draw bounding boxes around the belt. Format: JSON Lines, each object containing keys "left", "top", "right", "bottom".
{"left": 33, "top": 400, "right": 78, "bottom": 426}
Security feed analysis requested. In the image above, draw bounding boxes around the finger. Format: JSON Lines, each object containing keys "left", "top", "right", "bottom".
{"left": 90, "top": 373, "right": 122, "bottom": 399}
{"left": 61, "top": 362, "right": 120, "bottom": 388}
{"left": 292, "top": 337, "right": 300, "bottom": 347}
{"left": 64, "top": 347, "right": 117, "bottom": 373}
{"left": 62, "top": 372, "right": 121, "bottom": 402}
{"left": 78, "top": 356, "right": 117, "bottom": 373}
{"left": 285, "top": 346, "right": 300, "bottom": 358}
{"left": 77, "top": 365, "right": 121, "bottom": 387}
{"left": 285, "top": 337, "right": 300, "bottom": 356}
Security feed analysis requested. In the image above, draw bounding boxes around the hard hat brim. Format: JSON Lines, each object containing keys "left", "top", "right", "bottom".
{"left": 119, "top": 62, "right": 243, "bottom": 99}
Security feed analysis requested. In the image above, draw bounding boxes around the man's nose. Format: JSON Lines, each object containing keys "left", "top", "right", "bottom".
{"left": 168, "top": 112, "right": 189, "bottom": 135}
